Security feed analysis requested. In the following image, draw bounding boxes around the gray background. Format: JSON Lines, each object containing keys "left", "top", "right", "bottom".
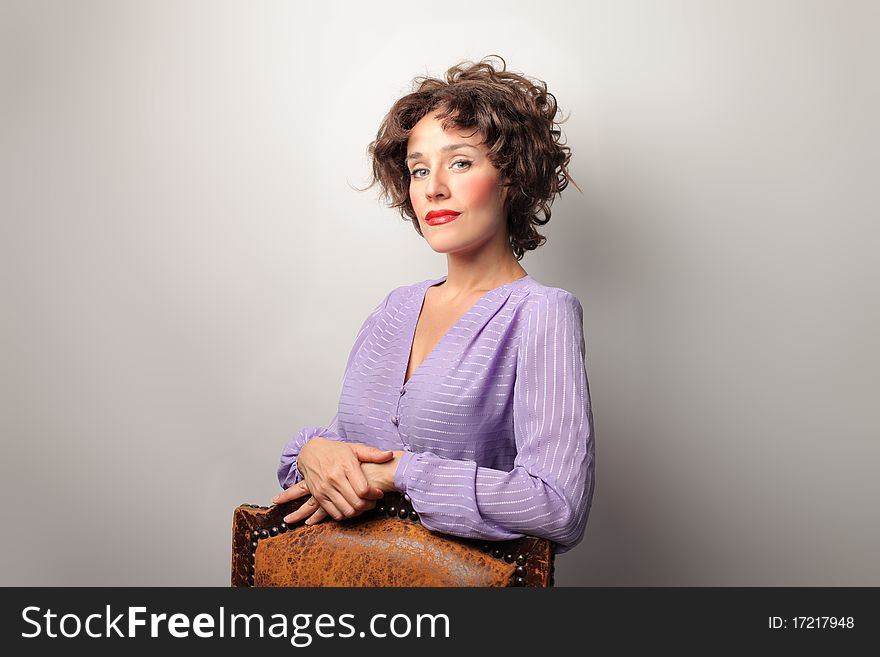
{"left": 1, "top": 0, "right": 877, "bottom": 586}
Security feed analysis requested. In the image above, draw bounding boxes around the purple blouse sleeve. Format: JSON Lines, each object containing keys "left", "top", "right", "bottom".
{"left": 276, "top": 288, "right": 395, "bottom": 490}
{"left": 393, "top": 289, "right": 595, "bottom": 554}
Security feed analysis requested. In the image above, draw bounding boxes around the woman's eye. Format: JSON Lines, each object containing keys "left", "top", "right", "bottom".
{"left": 410, "top": 160, "right": 472, "bottom": 179}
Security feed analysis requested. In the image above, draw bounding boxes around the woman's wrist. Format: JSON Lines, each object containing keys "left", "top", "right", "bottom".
{"left": 385, "top": 451, "right": 405, "bottom": 491}
{"left": 361, "top": 450, "right": 406, "bottom": 493}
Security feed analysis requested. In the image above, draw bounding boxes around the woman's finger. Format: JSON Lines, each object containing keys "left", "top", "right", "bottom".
{"left": 304, "top": 506, "right": 329, "bottom": 526}
{"left": 272, "top": 480, "right": 310, "bottom": 505}
{"left": 283, "top": 495, "right": 322, "bottom": 525}
{"left": 301, "top": 473, "right": 348, "bottom": 521}
{"left": 321, "top": 485, "right": 358, "bottom": 520}
{"left": 302, "top": 492, "right": 347, "bottom": 523}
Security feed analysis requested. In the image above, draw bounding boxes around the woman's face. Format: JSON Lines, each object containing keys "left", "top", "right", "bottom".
{"left": 406, "top": 112, "right": 509, "bottom": 255}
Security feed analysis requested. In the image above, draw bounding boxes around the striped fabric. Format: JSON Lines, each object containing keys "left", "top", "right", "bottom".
{"left": 278, "top": 274, "right": 595, "bottom": 554}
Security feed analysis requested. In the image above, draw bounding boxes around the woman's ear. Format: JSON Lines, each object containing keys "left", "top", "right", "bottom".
{"left": 499, "top": 178, "right": 512, "bottom": 205}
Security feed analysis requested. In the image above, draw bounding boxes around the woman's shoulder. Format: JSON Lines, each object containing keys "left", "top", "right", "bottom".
{"left": 360, "top": 277, "right": 433, "bottom": 321}
{"left": 511, "top": 280, "right": 586, "bottom": 351}
{"left": 515, "top": 277, "right": 584, "bottom": 319}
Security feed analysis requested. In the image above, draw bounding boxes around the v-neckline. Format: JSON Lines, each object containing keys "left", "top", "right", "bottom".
{"left": 402, "top": 273, "right": 531, "bottom": 386}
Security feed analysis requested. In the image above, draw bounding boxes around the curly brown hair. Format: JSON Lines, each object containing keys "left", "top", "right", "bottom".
{"left": 359, "top": 54, "right": 580, "bottom": 261}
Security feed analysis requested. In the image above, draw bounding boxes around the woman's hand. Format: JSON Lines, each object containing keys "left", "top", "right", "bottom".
{"left": 274, "top": 438, "right": 393, "bottom": 523}
{"left": 272, "top": 447, "right": 405, "bottom": 526}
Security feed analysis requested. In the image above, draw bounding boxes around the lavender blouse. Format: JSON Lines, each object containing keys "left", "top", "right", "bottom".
{"left": 277, "top": 274, "right": 595, "bottom": 554}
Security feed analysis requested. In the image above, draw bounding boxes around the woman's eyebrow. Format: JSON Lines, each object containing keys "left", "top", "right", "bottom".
{"left": 406, "top": 143, "right": 478, "bottom": 162}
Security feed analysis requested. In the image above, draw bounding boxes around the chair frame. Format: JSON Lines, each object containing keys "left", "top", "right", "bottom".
{"left": 232, "top": 492, "right": 555, "bottom": 587}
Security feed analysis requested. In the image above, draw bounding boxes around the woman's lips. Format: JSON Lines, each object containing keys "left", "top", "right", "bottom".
{"left": 425, "top": 212, "right": 461, "bottom": 226}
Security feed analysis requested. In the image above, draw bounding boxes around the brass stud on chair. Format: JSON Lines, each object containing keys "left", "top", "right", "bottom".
{"left": 397, "top": 508, "right": 408, "bottom": 519}
{"left": 503, "top": 552, "right": 515, "bottom": 563}
{"left": 515, "top": 554, "right": 526, "bottom": 566}
{"left": 269, "top": 526, "right": 279, "bottom": 537}
{"left": 251, "top": 530, "right": 260, "bottom": 541}
{"left": 279, "top": 523, "right": 288, "bottom": 533}
{"left": 409, "top": 510, "right": 419, "bottom": 521}
{"left": 387, "top": 505, "right": 397, "bottom": 517}
{"left": 491, "top": 547, "right": 503, "bottom": 559}
{"left": 259, "top": 529, "right": 269, "bottom": 539}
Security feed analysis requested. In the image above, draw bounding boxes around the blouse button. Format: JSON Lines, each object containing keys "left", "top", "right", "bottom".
{"left": 391, "top": 415, "right": 399, "bottom": 426}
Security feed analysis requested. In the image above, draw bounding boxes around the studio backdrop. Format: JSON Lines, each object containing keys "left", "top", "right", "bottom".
{"left": 1, "top": 0, "right": 877, "bottom": 585}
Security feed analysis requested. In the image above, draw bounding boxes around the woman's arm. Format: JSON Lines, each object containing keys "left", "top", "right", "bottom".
{"left": 393, "top": 289, "right": 596, "bottom": 554}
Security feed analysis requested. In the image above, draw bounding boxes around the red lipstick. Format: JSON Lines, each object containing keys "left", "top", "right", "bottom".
{"left": 425, "top": 209, "right": 461, "bottom": 226}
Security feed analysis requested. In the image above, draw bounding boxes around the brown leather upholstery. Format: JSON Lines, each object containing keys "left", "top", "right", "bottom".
{"left": 232, "top": 492, "right": 555, "bottom": 587}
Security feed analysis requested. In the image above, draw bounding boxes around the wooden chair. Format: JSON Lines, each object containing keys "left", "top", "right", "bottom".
{"left": 231, "top": 491, "right": 555, "bottom": 587}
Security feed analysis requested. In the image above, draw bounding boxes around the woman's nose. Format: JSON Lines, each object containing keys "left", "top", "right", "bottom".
{"left": 425, "top": 170, "right": 449, "bottom": 199}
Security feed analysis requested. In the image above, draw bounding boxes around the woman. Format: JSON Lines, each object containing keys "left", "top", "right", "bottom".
{"left": 272, "top": 55, "right": 595, "bottom": 554}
